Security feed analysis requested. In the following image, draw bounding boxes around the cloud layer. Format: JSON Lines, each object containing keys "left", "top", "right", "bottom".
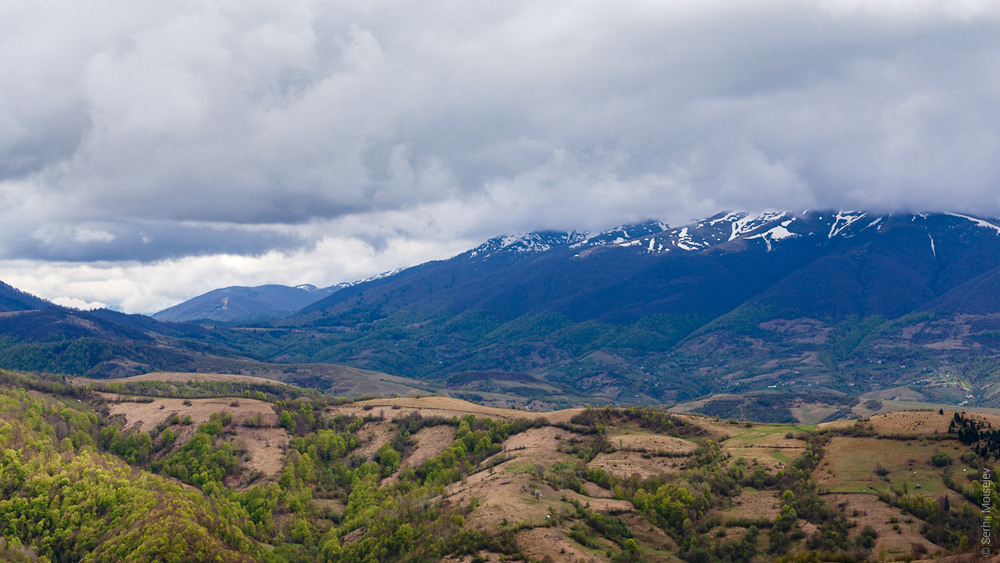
{"left": 2, "top": 0, "right": 999, "bottom": 311}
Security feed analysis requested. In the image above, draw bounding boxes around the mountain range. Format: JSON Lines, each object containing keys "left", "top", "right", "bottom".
{"left": 6, "top": 210, "right": 1000, "bottom": 419}
{"left": 249, "top": 210, "right": 1000, "bottom": 414}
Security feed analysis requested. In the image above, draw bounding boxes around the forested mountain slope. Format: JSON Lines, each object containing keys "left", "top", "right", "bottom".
{"left": 241, "top": 211, "right": 1000, "bottom": 411}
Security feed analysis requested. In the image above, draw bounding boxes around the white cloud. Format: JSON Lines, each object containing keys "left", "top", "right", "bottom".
{"left": 72, "top": 228, "right": 116, "bottom": 244}
{"left": 0, "top": 229, "right": 473, "bottom": 313}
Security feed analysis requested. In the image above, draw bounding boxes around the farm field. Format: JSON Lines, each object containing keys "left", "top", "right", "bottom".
{"left": 813, "top": 436, "right": 970, "bottom": 497}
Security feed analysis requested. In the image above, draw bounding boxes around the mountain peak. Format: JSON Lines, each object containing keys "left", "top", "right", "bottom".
{"left": 466, "top": 231, "right": 582, "bottom": 259}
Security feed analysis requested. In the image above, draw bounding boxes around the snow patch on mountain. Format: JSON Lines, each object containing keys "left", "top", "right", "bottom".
{"left": 572, "top": 221, "right": 669, "bottom": 249}
{"left": 470, "top": 232, "right": 580, "bottom": 258}
{"left": 710, "top": 211, "right": 744, "bottom": 226}
{"left": 675, "top": 227, "right": 702, "bottom": 251}
{"left": 747, "top": 220, "right": 800, "bottom": 252}
{"left": 946, "top": 213, "right": 1000, "bottom": 235}
{"left": 828, "top": 211, "right": 866, "bottom": 238}
{"left": 727, "top": 211, "right": 788, "bottom": 241}
{"left": 341, "top": 269, "right": 404, "bottom": 287}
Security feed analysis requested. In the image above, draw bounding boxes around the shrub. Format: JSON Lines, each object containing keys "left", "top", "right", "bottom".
{"left": 931, "top": 452, "right": 952, "bottom": 467}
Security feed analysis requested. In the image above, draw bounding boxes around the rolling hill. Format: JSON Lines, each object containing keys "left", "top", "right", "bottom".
{"left": 0, "top": 370, "right": 990, "bottom": 561}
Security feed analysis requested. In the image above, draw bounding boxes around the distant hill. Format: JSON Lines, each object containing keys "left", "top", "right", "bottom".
{"left": 153, "top": 283, "right": 340, "bottom": 323}
{"left": 0, "top": 304, "right": 238, "bottom": 377}
{"left": 919, "top": 265, "right": 1000, "bottom": 314}
{"left": 0, "top": 280, "right": 50, "bottom": 312}
{"left": 0, "top": 282, "right": 413, "bottom": 392}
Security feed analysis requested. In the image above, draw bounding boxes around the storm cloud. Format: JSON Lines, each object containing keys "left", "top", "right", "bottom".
{"left": 2, "top": 0, "right": 999, "bottom": 311}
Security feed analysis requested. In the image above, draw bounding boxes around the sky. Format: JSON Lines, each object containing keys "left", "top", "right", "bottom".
{"left": 2, "top": 0, "right": 1000, "bottom": 313}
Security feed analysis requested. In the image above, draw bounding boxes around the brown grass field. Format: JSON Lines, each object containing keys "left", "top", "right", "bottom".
{"left": 106, "top": 395, "right": 288, "bottom": 476}
{"left": 85, "top": 371, "right": 289, "bottom": 385}
{"left": 711, "top": 488, "right": 782, "bottom": 521}
{"left": 502, "top": 426, "right": 581, "bottom": 466}
{"left": 80, "top": 364, "right": 434, "bottom": 398}
{"left": 813, "top": 436, "right": 973, "bottom": 498}
{"left": 588, "top": 450, "right": 690, "bottom": 480}
{"left": 346, "top": 396, "right": 586, "bottom": 424}
{"left": 403, "top": 425, "right": 457, "bottom": 468}
{"left": 607, "top": 431, "right": 698, "bottom": 455}
{"left": 826, "top": 493, "right": 943, "bottom": 557}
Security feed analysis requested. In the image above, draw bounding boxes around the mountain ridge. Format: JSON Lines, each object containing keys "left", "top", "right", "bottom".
{"left": 152, "top": 283, "right": 341, "bottom": 324}
{"left": 0, "top": 279, "right": 53, "bottom": 312}
{"left": 255, "top": 209, "right": 1000, "bottom": 409}
{"left": 292, "top": 210, "right": 1000, "bottom": 327}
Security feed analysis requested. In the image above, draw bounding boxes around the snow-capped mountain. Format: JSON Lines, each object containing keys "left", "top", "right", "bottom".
{"left": 147, "top": 208, "right": 1000, "bottom": 340}
{"left": 569, "top": 220, "right": 671, "bottom": 248}
{"left": 577, "top": 210, "right": 1000, "bottom": 256}
{"left": 465, "top": 231, "right": 586, "bottom": 260}
{"left": 294, "top": 210, "right": 1000, "bottom": 324}
{"left": 266, "top": 210, "right": 1000, "bottom": 406}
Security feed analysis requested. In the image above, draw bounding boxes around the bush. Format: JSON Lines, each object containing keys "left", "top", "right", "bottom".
{"left": 858, "top": 525, "right": 878, "bottom": 548}
{"left": 931, "top": 452, "right": 952, "bottom": 467}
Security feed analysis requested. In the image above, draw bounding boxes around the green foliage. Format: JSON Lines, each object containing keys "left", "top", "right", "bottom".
{"left": 151, "top": 412, "right": 240, "bottom": 488}
{"left": 694, "top": 305, "right": 781, "bottom": 337}
{"left": 0, "top": 385, "right": 265, "bottom": 562}
{"left": 604, "top": 314, "right": 708, "bottom": 352}
{"left": 91, "top": 377, "right": 309, "bottom": 402}
{"left": 857, "top": 525, "right": 877, "bottom": 549}
{"left": 823, "top": 316, "right": 886, "bottom": 364}
{"left": 931, "top": 451, "right": 952, "bottom": 467}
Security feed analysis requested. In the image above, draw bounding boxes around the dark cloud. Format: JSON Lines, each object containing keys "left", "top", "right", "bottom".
{"left": 10, "top": 221, "right": 304, "bottom": 262}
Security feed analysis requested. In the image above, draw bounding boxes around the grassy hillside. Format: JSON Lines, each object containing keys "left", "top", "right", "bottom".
{"left": 0, "top": 370, "right": 995, "bottom": 561}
